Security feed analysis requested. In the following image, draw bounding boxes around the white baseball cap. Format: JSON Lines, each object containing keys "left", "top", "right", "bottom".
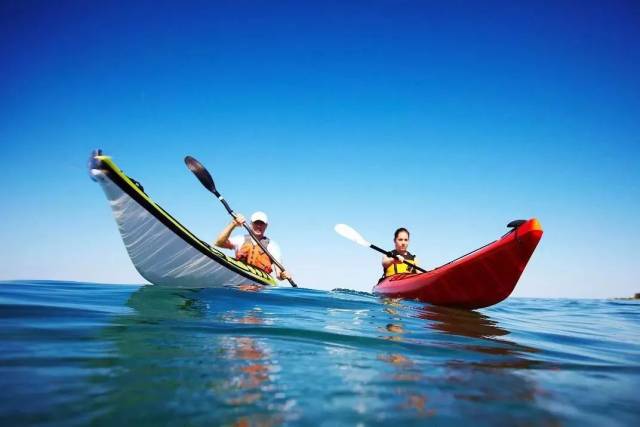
{"left": 250, "top": 211, "right": 269, "bottom": 224}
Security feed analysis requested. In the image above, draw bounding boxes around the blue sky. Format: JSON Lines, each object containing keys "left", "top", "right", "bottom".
{"left": 1, "top": 1, "right": 638, "bottom": 298}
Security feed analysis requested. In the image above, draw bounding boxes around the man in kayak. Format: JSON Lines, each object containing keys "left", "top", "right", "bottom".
{"left": 215, "top": 211, "right": 292, "bottom": 281}
{"left": 381, "top": 227, "right": 419, "bottom": 277}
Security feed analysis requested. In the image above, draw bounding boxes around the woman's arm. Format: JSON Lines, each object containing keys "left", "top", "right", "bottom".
{"left": 382, "top": 254, "right": 396, "bottom": 269}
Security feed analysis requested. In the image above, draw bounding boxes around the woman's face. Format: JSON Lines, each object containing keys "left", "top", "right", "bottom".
{"left": 394, "top": 231, "right": 409, "bottom": 253}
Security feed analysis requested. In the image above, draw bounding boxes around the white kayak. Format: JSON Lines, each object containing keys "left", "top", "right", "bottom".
{"left": 89, "top": 150, "right": 277, "bottom": 288}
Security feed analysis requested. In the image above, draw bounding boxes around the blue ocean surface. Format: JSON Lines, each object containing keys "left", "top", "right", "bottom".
{"left": 0, "top": 280, "right": 638, "bottom": 426}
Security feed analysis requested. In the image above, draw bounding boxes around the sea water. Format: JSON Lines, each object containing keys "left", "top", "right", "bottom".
{"left": 0, "top": 280, "right": 638, "bottom": 426}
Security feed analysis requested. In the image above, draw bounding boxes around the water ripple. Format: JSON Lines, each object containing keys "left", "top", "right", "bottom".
{"left": 0, "top": 280, "right": 638, "bottom": 426}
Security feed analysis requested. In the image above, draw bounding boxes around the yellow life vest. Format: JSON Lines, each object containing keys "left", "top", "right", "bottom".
{"left": 384, "top": 250, "right": 418, "bottom": 277}
{"left": 236, "top": 236, "right": 273, "bottom": 274}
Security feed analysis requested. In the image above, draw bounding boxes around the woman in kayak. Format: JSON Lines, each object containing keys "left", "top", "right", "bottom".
{"left": 382, "top": 227, "right": 419, "bottom": 277}
{"left": 215, "top": 211, "right": 292, "bottom": 281}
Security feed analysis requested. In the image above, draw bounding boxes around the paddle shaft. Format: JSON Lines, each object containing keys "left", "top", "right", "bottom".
{"left": 369, "top": 244, "right": 428, "bottom": 273}
{"left": 215, "top": 191, "right": 298, "bottom": 287}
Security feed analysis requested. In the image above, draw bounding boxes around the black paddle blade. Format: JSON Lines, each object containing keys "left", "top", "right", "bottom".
{"left": 184, "top": 156, "right": 217, "bottom": 194}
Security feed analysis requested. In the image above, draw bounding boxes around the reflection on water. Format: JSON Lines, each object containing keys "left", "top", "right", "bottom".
{"left": 377, "top": 328, "right": 435, "bottom": 418}
{"left": 2, "top": 281, "right": 637, "bottom": 426}
{"left": 415, "top": 304, "right": 510, "bottom": 338}
{"left": 415, "top": 304, "right": 541, "bottom": 365}
{"left": 219, "top": 312, "right": 285, "bottom": 426}
{"left": 91, "top": 285, "right": 291, "bottom": 426}
{"left": 372, "top": 299, "right": 553, "bottom": 423}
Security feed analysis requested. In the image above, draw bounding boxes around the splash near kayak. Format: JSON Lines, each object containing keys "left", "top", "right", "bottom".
{"left": 374, "top": 219, "right": 543, "bottom": 309}
{"left": 89, "top": 150, "right": 276, "bottom": 288}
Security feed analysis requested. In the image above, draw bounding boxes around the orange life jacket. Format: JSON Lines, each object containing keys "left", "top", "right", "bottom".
{"left": 236, "top": 236, "right": 273, "bottom": 274}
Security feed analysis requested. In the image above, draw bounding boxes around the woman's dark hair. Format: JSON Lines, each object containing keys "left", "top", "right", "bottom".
{"left": 394, "top": 227, "right": 410, "bottom": 240}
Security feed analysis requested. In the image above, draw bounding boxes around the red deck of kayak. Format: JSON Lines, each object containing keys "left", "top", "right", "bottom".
{"left": 374, "top": 218, "right": 543, "bottom": 309}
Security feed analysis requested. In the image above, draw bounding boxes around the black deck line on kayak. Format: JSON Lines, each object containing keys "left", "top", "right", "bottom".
{"left": 378, "top": 223, "right": 533, "bottom": 284}
{"left": 96, "top": 163, "right": 274, "bottom": 286}
{"left": 430, "top": 239, "right": 499, "bottom": 272}
{"left": 376, "top": 237, "right": 502, "bottom": 288}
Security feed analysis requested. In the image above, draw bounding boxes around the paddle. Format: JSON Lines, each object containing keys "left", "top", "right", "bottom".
{"left": 334, "top": 223, "right": 428, "bottom": 273}
{"left": 184, "top": 155, "right": 298, "bottom": 288}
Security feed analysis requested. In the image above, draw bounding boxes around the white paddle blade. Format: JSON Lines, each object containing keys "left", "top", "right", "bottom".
{"left": 334, "top": 224, "right": 370, "bottom": 247}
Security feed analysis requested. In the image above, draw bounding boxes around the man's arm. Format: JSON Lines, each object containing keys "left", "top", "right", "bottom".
{"left": 214, "top": 215, "right": 245, "bottom": 249}
{"left": 272, "top": 265, "right": 291, "bottom": 281}
{"left": 269, "top": 242, "right": 291, "bottom": 281}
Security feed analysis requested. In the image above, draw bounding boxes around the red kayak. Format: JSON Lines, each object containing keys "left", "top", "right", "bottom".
{"left": 374, "top": 218, "right": 543, "bottom": 309}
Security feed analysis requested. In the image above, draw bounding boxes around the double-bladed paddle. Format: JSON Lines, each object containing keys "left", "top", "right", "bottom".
{"left": 185, "top": 155, "right": 298, "bottom": 288}
{"left": 334, "top": 223, "right": 427, "bottom": 273}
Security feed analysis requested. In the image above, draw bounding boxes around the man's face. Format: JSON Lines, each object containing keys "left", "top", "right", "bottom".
{"left": 252, "top": 220, "right": 267, "bottom": 238}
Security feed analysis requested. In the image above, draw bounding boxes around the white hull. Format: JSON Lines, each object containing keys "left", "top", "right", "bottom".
{"left": 90, "top": 158, "right": 275, "bottom": 288}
